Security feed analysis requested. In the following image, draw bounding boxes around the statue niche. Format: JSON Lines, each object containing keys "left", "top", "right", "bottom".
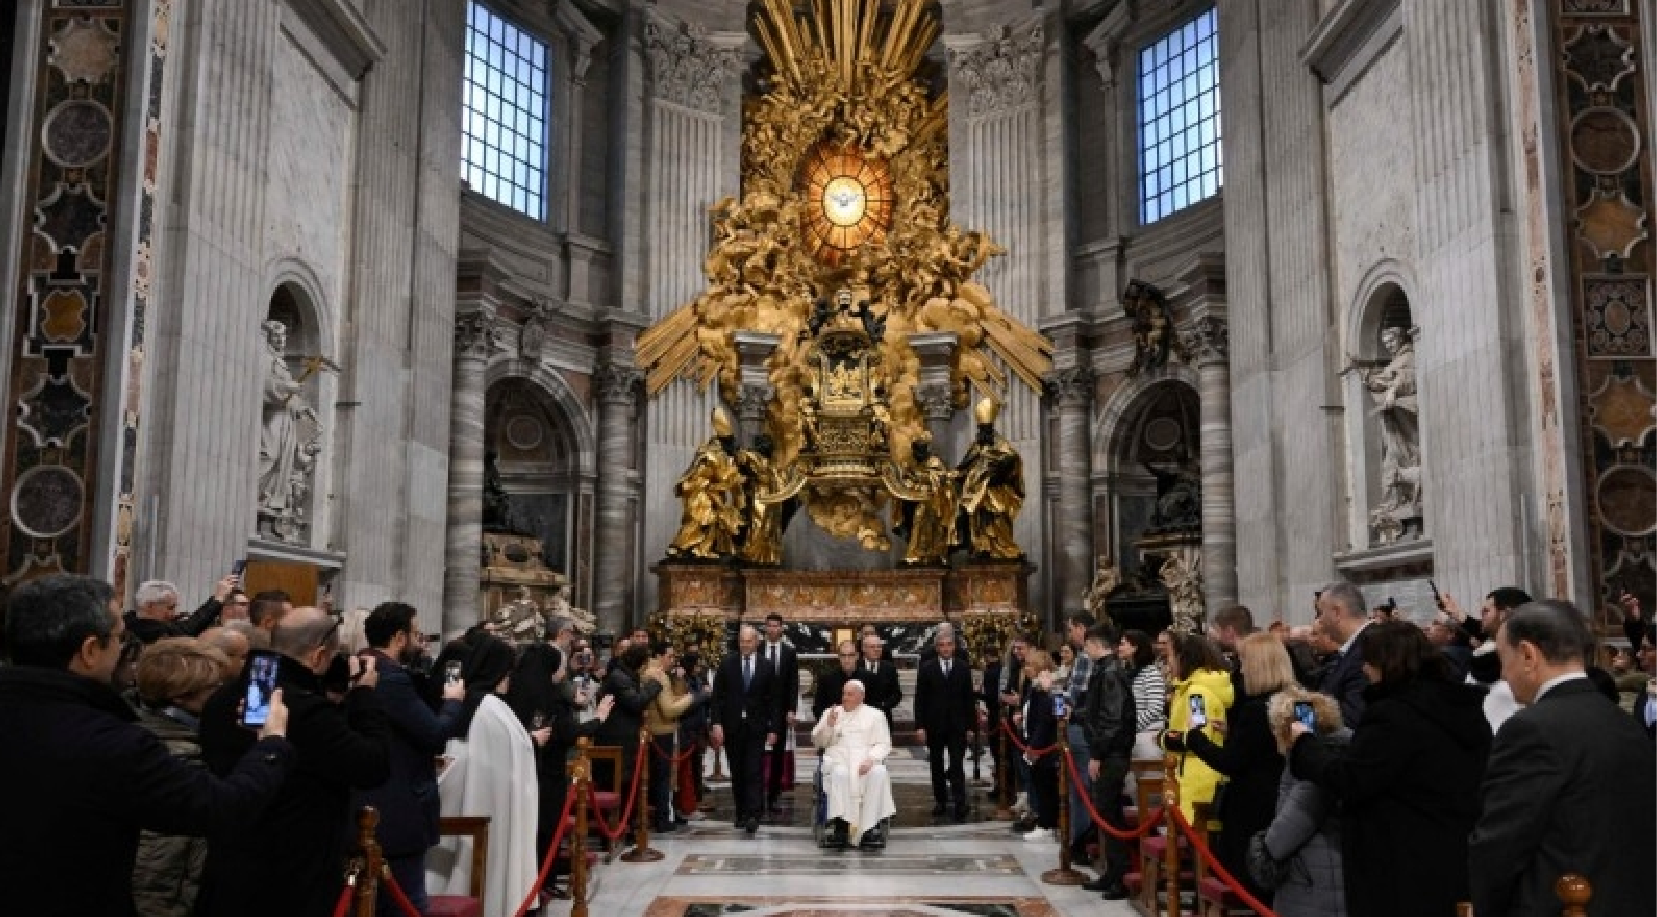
{"left": 1358, "top": 322, "right": 1422, "bottom": 544}
{"left": 256, "top": 317, "right": 336, "bottom": 544}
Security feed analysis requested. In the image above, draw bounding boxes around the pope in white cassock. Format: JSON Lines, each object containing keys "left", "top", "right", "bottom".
{"left": 811, "top": 679, "right": 897, "bottom": 847}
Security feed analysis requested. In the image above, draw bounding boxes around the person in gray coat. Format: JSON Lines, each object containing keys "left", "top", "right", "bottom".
{"left": 1254, "top": 689, "right": 1348, "bottom": 917}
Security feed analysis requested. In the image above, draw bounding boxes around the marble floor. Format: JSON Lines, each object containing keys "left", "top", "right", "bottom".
{"left": 562, "top": 747, "right": 1141, "bottom": 917}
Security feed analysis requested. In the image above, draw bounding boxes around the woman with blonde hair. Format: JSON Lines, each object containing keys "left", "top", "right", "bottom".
{"left": 130, "top": 637, "right": 232, "bottom": 917}
{"left": 1161, "top": 633, "right": 1233, "bottom": 822}
{"left": 1184, "top": 632, "right": 1295, "bottom": 905}
{"left": 1014, "top": 648, "right": 1062, "bottom": 842}
{"left": 1252, "top": 689, "right": 1348, "bottom": 917}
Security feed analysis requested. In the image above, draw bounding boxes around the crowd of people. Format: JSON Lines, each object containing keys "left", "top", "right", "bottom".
{"left": 1, "top": 570, "right": 1652, "bottom": 917}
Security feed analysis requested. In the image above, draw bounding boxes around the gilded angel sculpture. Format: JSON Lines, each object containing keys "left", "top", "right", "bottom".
{"left": 666, "top": 408, "right": 747, "bottom": 560}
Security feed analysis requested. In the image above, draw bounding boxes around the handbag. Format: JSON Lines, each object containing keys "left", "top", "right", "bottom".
{"left": 1246, "top": 829, "right": 1292, "bottom": 889}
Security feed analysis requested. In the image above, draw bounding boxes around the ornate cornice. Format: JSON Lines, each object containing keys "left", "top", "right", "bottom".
{"left": 947, "top": 20, "right": 1045, "bottom": 117}
{"left": 1179, "top": 316, "right": 1229, "bottom": 365}
{"left": 455, "top": 310, "right": 504, "bottom": 360}
{"left": 1045, "top": 365, "right": 1096, "bottom": 408}
{"left": 593, "top": 360, "right": 642, "bottom": 405}
{"left": 642, "top": 16, "right": 741, "bottom": 114}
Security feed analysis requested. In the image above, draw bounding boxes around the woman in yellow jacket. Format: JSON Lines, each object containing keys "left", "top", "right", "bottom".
{"left": 1161, "top": 633, "right": 1235, "bottom": 822}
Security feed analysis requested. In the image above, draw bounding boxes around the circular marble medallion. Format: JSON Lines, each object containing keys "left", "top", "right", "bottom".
{"left": 42, "top": 100, "right": 113, "bottom": 168}
{"left": 11, "top": 464, "right": 84, "bottom": 538}
{"left": 1570, "top": 107, "right": 1641, "bottom": 176}
{"left": 1597, "top": 465, "right": 1656, "bottom": 536}
{"left": 506, "top": 414, "right": 544, "bottom": 451}
{"left": 1143, "top": 416, "right": 1183, "bottom": 452}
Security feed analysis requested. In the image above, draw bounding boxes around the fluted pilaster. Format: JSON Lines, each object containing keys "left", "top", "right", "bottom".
{"left": 593, "top": 360, "right": 642, "bottom": 635}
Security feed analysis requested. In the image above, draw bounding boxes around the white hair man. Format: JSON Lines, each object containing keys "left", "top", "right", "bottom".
{"left": 811, "top": 679, "right": 896, "bottom": 849}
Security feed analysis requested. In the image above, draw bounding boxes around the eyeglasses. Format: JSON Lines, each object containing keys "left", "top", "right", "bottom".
{"left": 838, "top": 652, "right": 857, "bottom": 658}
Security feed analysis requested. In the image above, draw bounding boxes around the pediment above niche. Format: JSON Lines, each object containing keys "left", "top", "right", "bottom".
{"left": 1300, "top": 0, "right": 1402, "bottom": 105}
{"left": 282, "top": 0, "right": 386, "bottom": 92}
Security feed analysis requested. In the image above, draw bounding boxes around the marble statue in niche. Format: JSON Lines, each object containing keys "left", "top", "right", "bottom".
{"left": 1143, "top": 447, "right": 1202, "bottom": 532}
{"left": 256, "top": 320, "right": 327, "bottom": 543}
{"left": 1122, "top": 280, "right": 1178, "bottom": 376}
{"left": 1362, "top": 324, "right": 1422, "bottom": 543}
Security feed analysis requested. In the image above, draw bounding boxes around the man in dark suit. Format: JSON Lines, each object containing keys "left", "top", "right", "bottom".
{"left": 1470, "top": 600, "right": 1656, "bottom": 917}
{"left": 711, "top": 624, "right": 779, "bottom": 834}
{"left": 814, "top": 639, "right": 860, "bottom": 720}
{"left": 854, "top": 632, "right": 902, "bottom": 728}
{"left": 1635, "top": 627, "right": 1655, "bottom": 740}
{"left": 914, "top": 628, "right": 976, "bottom": 820}
{"left": 758, "top": 613, "right": 799, "bottom": 809}
{"left": 353, "top": 603, "right": 466, "bottom": 916}
{"left": 198, "top": 607, "right": 391, "bottom": 917}
{"left": 1315, "top": 582, "right": 1372, "bottom": 727}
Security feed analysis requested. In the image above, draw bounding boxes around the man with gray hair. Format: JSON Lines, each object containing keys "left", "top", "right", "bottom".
{"left": 126, "top": 577, "right": 234, "bottom": 645}
{"left": 812, "top": 679, "right": 896, "bottom": 848}
{"left": 1314, "top": 582, "right": 1372, "bottom": 726}
{"left": 1470, "top": 599, "right": 1655, "bottom": 917}
{"left": 197, "top": 607, "right": 391, "bottom": 916}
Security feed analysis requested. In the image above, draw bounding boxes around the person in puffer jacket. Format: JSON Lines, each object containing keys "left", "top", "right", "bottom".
{"left": 1160, "top": 633, "right": 1234, "bottom": 822}
{"left": 1258, "top": 688, "right": 1349, "bottom": 917}
{"left": 130, "top": 638, "right": 235, "bottom": 917}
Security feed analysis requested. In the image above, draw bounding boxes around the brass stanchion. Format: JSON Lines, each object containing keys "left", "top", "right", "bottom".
{"left": 1041, "top": 715, "right": 1086, "bottom": 886}
{"left": 622, "top": 727, "right": 665, "bottom": 862}
{"left": 354, "top": 807, "right": 381, "bottom": 917}
{"left": 1557, "top": 874, "right": 1592, "bottom": 917}
{"left": 992, "top": 719, "right": 1013, "bottom": 820}
{"left": 1163, "top": 752, "right": 1181, "bottom": 917}
{"left": 571, "top": 742, "right": 592, "bottom": 917}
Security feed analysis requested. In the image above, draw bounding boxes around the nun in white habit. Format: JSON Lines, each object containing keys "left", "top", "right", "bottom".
{"left": 811, "top": 679, "right": 896, "bottom": 846}
{"left": 427, "top": 634, "right": 544, "bottom": 916}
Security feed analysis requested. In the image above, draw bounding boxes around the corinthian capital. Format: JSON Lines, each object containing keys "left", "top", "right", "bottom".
{"left": 1045, "top": 366, "right": 1095, "bottom": 409}
{"left": 948, "top": 20, "right": 1045, "bottom": 117}
{"left": 594, "top": 361, "right": 642, "bottom": 405}
{"left": 1180, "top": 316, "right": 1229, "bottom": 365}
{"left": 455, "top": 311, "right": 503, "bottom": 360}
{"left": 643, "top": 16, "right": 741, "bottom": 114}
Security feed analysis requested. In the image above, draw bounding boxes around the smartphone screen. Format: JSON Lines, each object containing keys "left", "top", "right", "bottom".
{"left": 230, "top": 558, "right": 247, "bottom": 577}
{"left": 1293, "top": 701, "right": 1316, "bottom": 730}
{"left": 1051, "top": 694, "right": 1067, "bottom": 719}
{"left": 444, "top": 660, "right": 464, "bottom": 686}
{"left": 240, "top": 651, "right": 280, "bottom": 728}
{"left": 1188, "top": 694, "right": 1208, "bottom": 727}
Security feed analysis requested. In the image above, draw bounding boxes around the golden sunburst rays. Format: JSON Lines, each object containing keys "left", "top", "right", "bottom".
{"left": 753, "top": 0, "right": 938, "bottom": 95}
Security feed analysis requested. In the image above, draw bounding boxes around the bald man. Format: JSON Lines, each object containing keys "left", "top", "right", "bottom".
{"left": 197, "top": 608, "right": 391, "bottom": 917}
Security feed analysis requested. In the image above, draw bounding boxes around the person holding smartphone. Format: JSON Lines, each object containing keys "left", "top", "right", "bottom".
{"left": 1159, "top": 633, "right": 1234, "bottom": 823}
{"left": 352, "top": 603, "right": 466, "bottom": 917}
{"left": 1015, "top": 649, "right": 1062, "bottom": 842}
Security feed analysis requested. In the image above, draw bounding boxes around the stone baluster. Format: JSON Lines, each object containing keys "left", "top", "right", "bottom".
{"left": 1046, "top": 367, "right": 1094, "bottom": 616}
{"left": 1182, "top": 317, "right": 1236, "bottom": 608}
{"left": 593, "top": 361, "right": 642, "bottom": 636}
{"left": 442, "top": 310, "right": 501, "bottom": 635}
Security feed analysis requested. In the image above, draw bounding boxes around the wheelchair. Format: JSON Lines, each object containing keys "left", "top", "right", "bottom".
{"left": 812, "top": 757, "right": 889, "bottom": 850}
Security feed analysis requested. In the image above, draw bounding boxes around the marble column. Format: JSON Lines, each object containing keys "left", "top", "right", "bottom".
{"left": 593, "top": 360, "right": 642, "bottom": 636}
{"left": 1182, "top": 317, "right": 1237, "bottom": 609}
{"left": 1046, "top": 367, "right": 1094, "bottom": 616}
{"left": 441, "top": 310, "right": 500, "bottom": 636}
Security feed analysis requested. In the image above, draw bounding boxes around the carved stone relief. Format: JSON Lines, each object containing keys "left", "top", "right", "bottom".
{"left": 948, "top": 22, "right": 1044, "bottom": 117}
{"left": 643, "top": 18, "right": 740, "bottom": 114}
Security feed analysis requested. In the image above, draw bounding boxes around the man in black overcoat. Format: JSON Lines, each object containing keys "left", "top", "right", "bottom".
{"left": 914, "top": 628, "right": 976, "bottom": 820}
{"left": 854, "top": 632, "right": 902, "bottom": 728}
{"left": 1470, "top": 600, "right": 1656, "bottom": 917}
{"left": 711, "top": 624, "right": 779, "bottom": 834}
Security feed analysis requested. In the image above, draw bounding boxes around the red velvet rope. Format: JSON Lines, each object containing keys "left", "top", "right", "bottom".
{"left": 378, "top": 779, "right": 584, "bottom": 917}
{"left": 330, "top": 880, "right": 354, "bottom": 917}
{"left": 1060, "top": 748, "right": 1164, "bottom": 840}
{"left": 997, "top": 719, "right": 1057, "bottom": 758}
{"left": 649, "top": 739, "right": 701, "bottom": 764}
{"left": 589, "top": 741, "right": 650, "bottom": 841}
{"left": 1169, "top": 804, "right": 1281, "bottom": 917}
{"left": 511, "top": 782, "right": 581, "bottom": 917}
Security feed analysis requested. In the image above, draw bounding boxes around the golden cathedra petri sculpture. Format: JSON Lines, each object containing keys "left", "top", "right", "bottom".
{"left": 638, "top": 0, "right": 1051, "bottom": 559}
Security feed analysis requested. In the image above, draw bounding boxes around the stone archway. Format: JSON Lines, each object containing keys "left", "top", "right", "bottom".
{"left": 1094, "top": 374, "right": 1203, "bottom": 581}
